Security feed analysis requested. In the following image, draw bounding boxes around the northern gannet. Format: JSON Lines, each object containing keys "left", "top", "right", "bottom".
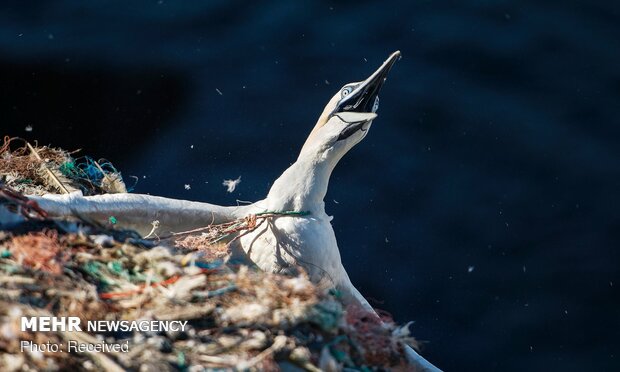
{"left": 32, "top": 51, "right": 441, "bottom": 371}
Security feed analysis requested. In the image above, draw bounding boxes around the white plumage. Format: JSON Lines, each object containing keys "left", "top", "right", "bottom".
{"left": 32, "top": 51, "right": 441, "bottom": 371}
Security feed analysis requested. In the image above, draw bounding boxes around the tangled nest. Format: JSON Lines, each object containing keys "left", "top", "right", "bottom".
{"left": 0, "top": 139, "right": 420, "bottom": 371}
{"left": 0, "top": 136, "right": 128, "bottom": 196}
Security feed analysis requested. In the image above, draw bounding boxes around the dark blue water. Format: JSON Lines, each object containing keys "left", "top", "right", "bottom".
{"left": 1, "top": 1, "right": 619, "bottom": 370}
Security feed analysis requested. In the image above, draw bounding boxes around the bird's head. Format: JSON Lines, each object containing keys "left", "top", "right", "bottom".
{"left": 299, "top": 51, "right": 401, "bottom": 162}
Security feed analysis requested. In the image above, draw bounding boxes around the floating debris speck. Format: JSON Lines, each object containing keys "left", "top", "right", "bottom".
{"left": 223, "top": 176, "right": 241, "bottom": 193}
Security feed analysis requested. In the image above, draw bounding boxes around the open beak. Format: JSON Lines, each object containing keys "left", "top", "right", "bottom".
{"left": 334, "top": 50, "right": 401, "bottom": 115}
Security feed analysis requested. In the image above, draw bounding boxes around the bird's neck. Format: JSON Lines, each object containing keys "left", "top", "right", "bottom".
{"left": 265, "top": 154, "right": 336, "bottom": 215}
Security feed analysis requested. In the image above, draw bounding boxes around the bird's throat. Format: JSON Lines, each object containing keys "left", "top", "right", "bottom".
{"left": 265, "top": 158, "right": 333, "bottom": 215}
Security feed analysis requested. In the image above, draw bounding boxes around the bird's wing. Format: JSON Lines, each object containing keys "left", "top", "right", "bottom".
{"left": 29, "top": 192, "right": 250, "bottom": 236}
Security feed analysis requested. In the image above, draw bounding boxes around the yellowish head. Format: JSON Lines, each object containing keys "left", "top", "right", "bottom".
{"left": 301, "top": 51, "right": 401, "bottom": 153}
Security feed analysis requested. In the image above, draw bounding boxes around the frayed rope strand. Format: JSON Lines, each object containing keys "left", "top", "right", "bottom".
{"left": 169, "top": 210, "right": 311, "bottom": 243}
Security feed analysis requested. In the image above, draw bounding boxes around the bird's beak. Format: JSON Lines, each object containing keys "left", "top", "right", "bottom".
{"left": 334, "top": 50, "right": 401, "bottom": 115}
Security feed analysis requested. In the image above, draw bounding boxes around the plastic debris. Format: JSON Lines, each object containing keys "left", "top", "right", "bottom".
{"left": 0, "top": 141, "right": 422, "bottom": 371}
{"left": 0, "top": 136, "right": 129, "bottom": 196}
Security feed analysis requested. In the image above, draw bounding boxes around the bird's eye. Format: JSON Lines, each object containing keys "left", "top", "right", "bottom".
{"left": 341, "top": 86, "right": 354, "bottom": 98}
{"left": 372, "top": 96, "right": 380, "bottom": 112}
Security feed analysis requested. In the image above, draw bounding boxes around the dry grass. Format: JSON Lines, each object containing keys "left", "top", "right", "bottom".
{"left": 0, "top": 136, "right": 126, "bottom": 196}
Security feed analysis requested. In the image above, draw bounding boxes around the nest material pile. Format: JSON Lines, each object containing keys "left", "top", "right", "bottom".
{"left": 0, "top": 140, "right": 419, "bottom": 371}
{"left": 0, "top": 136, "right": 127, "bottom": 196}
